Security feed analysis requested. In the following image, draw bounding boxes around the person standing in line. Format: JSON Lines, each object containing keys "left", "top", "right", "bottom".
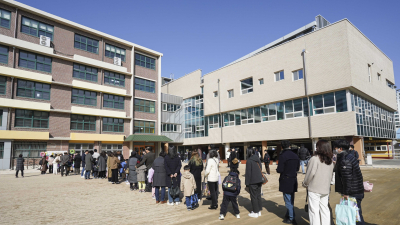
{"left": 334, "top": 140, "right": 365, "bottom": 225}
{"left": 48, "top": 155, "right": 54, "bottom": 174}
{"left": 277, "top": 140, "right": 300, "bottom": 224}
{"left": 15, "top": 154, "right": 25, "bottom": 178}
{"left": 302, "top": 140, "right": 334, "bottom": 225}
{"left": 219, "top": 168, "right": 241, "bottom": 220}
{"left": 81, "top": 151, "right": 86, "bottom": 178}
{"left": 181, "top": 165, "right": 197, "bottom": 211}
{"left": 98, "top": 152, "right": 107, "bottom": 179}
{"left": 84, "top": 150, "right": 93, "bottom": 180}
{"left": 60, "top": 152, "right": 70, "bottom": 177}
{"left": 298, "top": 144, "right": 310, "bottom": 174}
{"left": 153, "top": 151, "right": 167, "bottom": 203}
{"left": 109, "top": 152, "right": 121, "bottom": 184}
{"left": 73, "top": 153, "right": 82, "bottom": 175}
{"left": 53, "top": 154, "right": 61, "bottom": 175}
{"left": 92, "top": 149, "right": 100, "bottom": 159}
{"left": 40, "top": 156, "right": 48, "bottom": 175}
{"left": 263, "top": 150, "right": 271, "bottom": 175}
{"left": 107, "top": 152, "right": 113, "bottom": 183}
{"left": 127, "top": 151, "right": 138, "bottom": 191}
{"left": 188, "top": 151, "right": 203, "bottom": 201}
{"left": 136, "top": 147, "right": 156, "bottom": 191}
{"left": 164, "top": 146, "right": 182, "bottom": 205}
{"left": 245, "top": 147, "right": 263, "bottom": 218}
{"left": 348, "top": 145, "right": 360, "bottom": 161}
{"left": 205, "top": 150, "right": 219, "bottom": 210}
{"left": 137, "top": 163, "right": 147, "bottom": 192}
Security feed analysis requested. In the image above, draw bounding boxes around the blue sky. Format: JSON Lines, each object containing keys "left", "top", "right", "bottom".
{"left": 20, "top": 0, "right": 399, "bottom": 84}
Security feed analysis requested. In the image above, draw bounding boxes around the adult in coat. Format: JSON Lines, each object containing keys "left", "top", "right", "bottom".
{"left": 48, "top": 155, "right": 54, "bottom": 174}
{"left": 205, "top": 150, "right": 219, "bottom": 210}
{"left": 245, "top": 147, "right": 264, "bottom": 218}
{"left": 277, "top": 140, "right": 300, "bottom": 224}
{"left": 164, "top": 146, "right": 182, "bottom": 205}
{"left": 40, "top": 156, "right": 48, "bottom": 174}
{"left": 80, "top": 151, "right": 86, "bottom": 178}
{"left": 109, "top": 153, "right": 121, "bottom": 184}
{"left": 107, "top": 152, "right": 112, "bottom": 182}
{"left": 84, "top": 151, "right": 93, "bottom": 180}
{"left": 153, "top": 151, "right": 167, "bottom": 203}
{"left": 127, "top": 151, "right": 138, "bottom": 190}
{"left": 188, "top": 151, "right": 203, "bottom": 201}
{"left": 15, "top": 154, "right": 24, "bottom": 178}
{"left": 60, "top": 152, "right": 70, "bottom": 177}
{"left": 97, "top": 152, "right": 107, "bottom": 179}
{"left": 73, "top": 153, "right": 82, "bottom": 175}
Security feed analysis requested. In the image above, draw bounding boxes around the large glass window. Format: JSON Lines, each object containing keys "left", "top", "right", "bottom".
{"left": 0, "top": 45, "right": 8, "bottom": 64}
{"left": 223, "top": 111, "right": 235, "bottom": 127}
{"left": 275, "top": 71, "right": 284, "bottom": 81}
{"left": 105, "top": 44, "right": 126, "bottom": 61}
{"left": 241, "top": 77, "right": 253, "bottom": 94}
{"left": 17, "top": 80, "right": 50, "bottom": 100}
{"left": 135, "top": 77, "right": 155, "bottom": 93}
{"left": 162, "top": 103, "right": 181, "bottom": 112}
{"left": 208, "top": 114, "right": 220, "bottom": 129}
{"left": 71, "top": 89, "right": 97, "bottom": 106}
{"left": 0, "top": 75, "right": 6, "bottom": 94}
{"left": 0, "top": 142, "right": 3, "bottom": 159}
{"left": 293, "top": 69, "right": 303, "bottom": 81}
{"left": 15, "top": 109, "right": 49, "bottom": 128}
{"left": 74, "top": 34, "right": 99, "bottom": 54}
{"left": 70, "top": 114, "right": 96, "bottom": 131}
{"left": 135, "top": 53, "right": 156, "bottom": 70}
{"left": 102, "top": 144, "right": 123, "bottom": 151}
{"left": 162, "top": 123, "right": 181, "bottom": 133}
{"left": 0, "top": 9, "right": 11, "bottom": 29}
{"left": 19, "top": 51, "right": 52, "bottom": 73}
{"left": 73, "top": 64, "right": 98, "bottom": 82}
{"left": 312, "top": 91, "right": 347, "bottom": 115}
{"left": 134, "top": 120, "right": 155, "bottom": 134}
{"left": 104, "top": 71, "right": 125, "bottom": 87}
{"left": 184, "top": 95, "right": 205, "bottom": 138}
{"left": 285, "top": 99, "right": 304, "bottom": 118}
{"left": 103, "top": 117, "right": 124, "bottom": 132}
{"left": 14, "top": 142, "right": 47, "bottom": 158}
{"left": 135, "top": 98, "right": 155, "bottom": 113}
{"left": 103, "top": 94, "right": 124, "bottom": 109}
{"left": 21, "top": 17, "right": 54, "bottom": 40}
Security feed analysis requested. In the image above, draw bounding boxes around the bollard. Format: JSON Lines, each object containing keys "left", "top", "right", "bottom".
{"left": 367, "top": 153, "right": 373, "bottom": 165}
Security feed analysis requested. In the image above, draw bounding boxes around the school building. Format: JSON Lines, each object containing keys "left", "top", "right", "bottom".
{"left": 161, "top": 15, "right": 397, "bottom": 163}
{"left": 0, "top": 0, "right": 170, "bottom": 169}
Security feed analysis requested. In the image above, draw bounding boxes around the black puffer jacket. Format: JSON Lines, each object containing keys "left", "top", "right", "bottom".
{"left": 335, "top": 151, "right": 364, "bottom": 195}
{"left": 297, "top": 147, "right": 310, "bottom": 160}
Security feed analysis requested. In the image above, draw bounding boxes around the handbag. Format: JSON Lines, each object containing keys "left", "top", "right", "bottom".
{"left": 336, "top": 198, "right": 357, "bottom": 225}
{"left": 125, "top": 168, "right": 129, "bottom": 174}
{"left": 363, "top": 181, "right": 373, "bottom": 192}
{"left": 169, "top": 177, "right": 181, "bottom": 199}
{"left": 305, "top": 190, "right": 309, "bottom": 213}
{"left": 202, "top": 177, "right": 210, "bottom": 198}
{"left": 257, "top": 162, "right": 268, "bottom": 185}
{"left": 232, "top": 158, "right": 238, "bottom": 164}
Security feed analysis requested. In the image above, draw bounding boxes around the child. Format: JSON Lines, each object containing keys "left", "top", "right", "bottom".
{"left": 120, "top": 160, "right": 127, "bottom": 180}
{"left": 219, "top": 168, "right": 241, "bottom": 220}
{"left": 148, "top": 167, "right": 156, "bottom": 199}
{"left": 93, "top": 160, "right": 99, "bottom": 179}
{"left": 137, "top": 164, "right": 146, "bottom": 193}
{"left": 180, "top": 165, "right": 197, "bottom": 211}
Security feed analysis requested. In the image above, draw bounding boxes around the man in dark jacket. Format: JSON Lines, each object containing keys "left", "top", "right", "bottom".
{"left": 81, "top": 152, "right": 86, "bottom": 178}
{"left": 245, "top": 149, "right": 264, "bottom": 218}
{"left": 297, "top": 144, "right": 310, "bottom": 174}
{"left": 263, "top": 150, "right": 270, "bottom": 175}
{"left": 348, "top": 145, "right": 360, "bottom": 161}
{"left": 219, "top": 170, "right": 241, "bottom": 220}
{"left": 277, "top": 140, "right": 300, "bottom": 224}
{"left": 334, "top": 140, "right": 365, "bottom": 225}
{"left": 60, "top": 152, "right": 70, "bottom": 177}
{"left": 73, "top": 153, "right": 82, "bottom": 175}
{"left": 136, "top": 147, "right": 156, "bottom": 191}
{"left": 84, "top": 150, "right": 93, "bottom": 180}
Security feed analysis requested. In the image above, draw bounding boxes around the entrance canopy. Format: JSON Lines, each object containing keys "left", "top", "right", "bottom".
{"left": 125, "top": 135, "right": 173, "bottom": 142}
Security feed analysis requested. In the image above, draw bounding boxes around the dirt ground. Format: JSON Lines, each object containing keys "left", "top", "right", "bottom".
{"left": 0, "top": 164, "right": 399, "bottom": 225}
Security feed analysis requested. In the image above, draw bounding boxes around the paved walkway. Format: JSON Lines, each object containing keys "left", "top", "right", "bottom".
{"left": 372, "top": 159, "right": 400, "bottom": 168}
{"left": 0, "top": 164, "right": 399, "bottom": 224}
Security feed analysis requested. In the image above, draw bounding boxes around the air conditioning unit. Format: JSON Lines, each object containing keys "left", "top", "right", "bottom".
{"left": 39, "top": 35, "right": 51, "bottom": 47}
{"left": 114, "top": 57, "right": 121, "bottom": 66}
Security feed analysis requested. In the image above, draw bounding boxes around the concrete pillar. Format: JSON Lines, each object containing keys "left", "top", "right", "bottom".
{"left": 353, "top": 137, "right": 365, "bottom": 165}
{"left": 244, "top": 142, "right": 249, "bottom": 160}
{"left": 262, "top": 141, "right": 267, "bottom": 159}
{"left": 164, "top": 143, "right": 169, "bottom": 153}
{"left": 312, "top": 138, "right": 318, "bottom": 153}
{"left": 225, "top": 143, "right": 230, "bottom": 160}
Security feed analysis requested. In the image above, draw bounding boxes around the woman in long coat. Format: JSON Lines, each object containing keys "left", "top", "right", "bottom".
{"left": 127, "top": 151, "right": 138, "bottom": 190}
{"left": 16, "top": 154, "right": 24, "bottom": 178}
{"left": 107, "top": 152, "right": 112, "bottom": 182}
{"left": 97, "top": 152, "right": 107, "bottom": 179}
{"left": 188, "top": 151, "right": 203, "bottom": 201}
{"left": 164, "top": 146, "right": 182, "bottom": 205}
{"left": 40, "top": 156, "right": 48, "bottom": 175}
{"left": 153, "top": 151, "right": 167, "bottom": 203}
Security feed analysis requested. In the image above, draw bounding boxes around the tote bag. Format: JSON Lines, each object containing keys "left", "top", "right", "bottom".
{"left": 336, "top": 199, "right": 357, "bottom": 225}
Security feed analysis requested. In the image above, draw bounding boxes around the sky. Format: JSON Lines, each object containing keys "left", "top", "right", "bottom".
{"left": 19, "top": 0, "right": 400, "bottom": 84}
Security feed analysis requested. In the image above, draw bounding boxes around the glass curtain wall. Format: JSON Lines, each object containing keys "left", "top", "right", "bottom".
{"left": 184, "top": 95, "right": 205, "bottom": 138}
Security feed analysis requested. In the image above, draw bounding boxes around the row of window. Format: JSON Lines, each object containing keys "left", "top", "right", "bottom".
{"left": 134, "top": 120, "right": 155, "bottom": 134}
{"left": 162, "top": 123, "right": 181, "bottom": 133}
{"left": 162, "top": 103, "right": 181, "bottom": 112}
{"left": 134, "top": 98, "right": 156, "bottom": 113}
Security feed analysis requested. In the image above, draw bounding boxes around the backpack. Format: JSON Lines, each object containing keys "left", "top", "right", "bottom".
{"left": 222, "top": 174, "right": 238, "bottom": 192}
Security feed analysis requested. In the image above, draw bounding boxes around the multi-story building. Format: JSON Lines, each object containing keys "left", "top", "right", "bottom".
{"left": 0, "top": 0, "right": 169, "bottom": 169}
{"left": 395, "top": 90, "right": 400, "bottom": 139}
{"left": 161, "top": 15, "right": 397, "bottom": 163}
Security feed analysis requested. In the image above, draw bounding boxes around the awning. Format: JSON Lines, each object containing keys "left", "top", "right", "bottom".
{"left": 125, "top": 134, "right": 173, "bottom": 142}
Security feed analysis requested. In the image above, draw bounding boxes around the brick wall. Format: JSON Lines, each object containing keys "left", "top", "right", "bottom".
{"left": 51, "top": 84, "right": 71, "bottom": 110}
{"left": 0, "top": 3, "right": 16, "bottom": 38}
{"left": 49, "top": 112, "right": 70, "bottom": 138}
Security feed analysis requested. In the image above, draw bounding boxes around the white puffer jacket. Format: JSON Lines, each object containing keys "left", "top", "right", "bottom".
{"left": 53, "top": 156, "right": 60, "bottom": 165}
{"left": 205, "top": 157, "right": 219, "bottom": 182}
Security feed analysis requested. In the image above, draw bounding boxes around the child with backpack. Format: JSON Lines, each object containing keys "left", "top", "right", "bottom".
{"left": 181, "top": 165, "right": 198, "bottom": 211}
{"left": 137, "top": 164, "right": 146, "bottom": 193}
{"left": 219, "top": 168, "right": 241, "bottom": 220}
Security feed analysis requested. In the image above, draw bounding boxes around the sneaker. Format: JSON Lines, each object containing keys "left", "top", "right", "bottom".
{"left": 175, "top": 202, "right": 180, "bottom": 206}
{"left": 167, "top": 202, "right": 174, "bottom": 206}
{"left": 219, "top": 214, "right": 224, "bottom": 220}
{"left": 248, "top": 212, "right": 259, "bottom": 218}
{"left": 112, "top": 182, "right": 115, "bottom": 184}
{"left": 81, "top": 176, "right": 84, "bottom": 178}
{"left": 236, "top": 214, "right": 240, "bottom": 219}
{"left": 187, "top": 208, "right": 191, "bottom": 211}
{"left": 15, "top": 176, "right": 18, "bottom": 178}
{"left": 258, "top": 211, "right": 261, "bottom": 217}
{"left": 152, "top": 196, "right": 156, "bottom": 199}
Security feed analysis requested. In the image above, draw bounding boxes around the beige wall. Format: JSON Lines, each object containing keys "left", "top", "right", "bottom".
{"left": 183, "top": 128, "right": 221, "bottom": 145}
{"left": 161, "top": 70, "right": 202, "bottom": 99}
{"left": 310, "top": 111, "right": 357, "bottom": 138}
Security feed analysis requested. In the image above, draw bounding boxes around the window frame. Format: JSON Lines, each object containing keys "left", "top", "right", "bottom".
{"left": 0, "top": 8, "right": 11, "bottom": 29}
{"left": 240, "top": 77, "right": 253, "bottom": 95}
{"left": 21, "top": 17, "right": 54, "bottom": 40}
{"left": 134, "top": 77, "right": 155, "bottom": 93}
{"left": 0, "top": 44, "right": 8, "bottom": 65}
{"left": 71, "top": 88, "right": 97, "bottom": 106}
{"left": 259, "top": 78, "right": 264, "bottom": 85}
{"left": 105, "top": 44, "right": 126, "bottom": 62}
{"left": 293, "top": 69, "right": 304, "bottom": 81}
{"left": 13, "top": 142, "right": 47, "bottom": 158}
{"left": 134, "top": 98, "right": 155, "bottom": 114}
{"left": 102, "top": 117, "right": 124, "bottom": 133}
{"left": 135, "top": 53, "right": 156, "bottom": 70}
{"left": 74, "top": 33, "right": 99, "bottom": 54}
{"left": 103, "top": 94, "right": 124, "bottom": 110}
{"left": 15, "top": 109, "right": 49, "bottom": 128}
{"left": 19, "top": 51, "right": 52, "bottom": 73}
{"left": 70, "top": 114, "right": 96, "bottom": 131}
{"left": 134, "top": 120, "right": 155, "bottom": 134}
{"left": 17, "top": 79, "right": 51, "bottom": 100}
{"left": 0, "top": 75, "right": 6, "bottom": 95}
{"left": 162, "top": 123, "right": 181, "bottom": 133}
{"left": 104, "top": 71, "right": 125, "bottom": 87}
{"left": 275, "top": 70, "right": 284, "bottom": 82}
{"left": 73, "top": 63, "right": 98, "bottom": 82}
{"left": 228, "top": 89, "right": 234, "bottom": 98}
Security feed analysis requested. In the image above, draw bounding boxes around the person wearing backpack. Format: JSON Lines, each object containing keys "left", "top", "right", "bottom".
{"left": 181, "top": 165, "right": 197, "bottom": 211}
{"left": 298, "top": 144, "right": 310, "bottom": 174}
{"left": 348, "top": 145, "right": 359, "bottom": 161}
{"left": 219, "top": 168, "right": 241, "bottom": 220}
{"left": 263, "top": 150, "right": 271, "bottom": 175}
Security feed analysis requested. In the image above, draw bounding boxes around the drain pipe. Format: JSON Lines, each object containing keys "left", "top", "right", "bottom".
{"left": 218, "top": 79, "right": 223, "bottom": 145}
{"left": 302, "top": 49, "right": 313, "bottom": 147}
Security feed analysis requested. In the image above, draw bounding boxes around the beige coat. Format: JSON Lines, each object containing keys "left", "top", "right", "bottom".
{"left": 180, "top": 171, "right": 196, "bottom": 197}
{"left": 302, "top": 156, "right": 334, "bottom": 195}
{"left": 108, "top": 156, "right": 120, "bottom": 169}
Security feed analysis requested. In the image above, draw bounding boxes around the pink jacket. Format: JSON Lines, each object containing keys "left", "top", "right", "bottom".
{"left": 148, "top": 168, "right": 154, "bottom": 183}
